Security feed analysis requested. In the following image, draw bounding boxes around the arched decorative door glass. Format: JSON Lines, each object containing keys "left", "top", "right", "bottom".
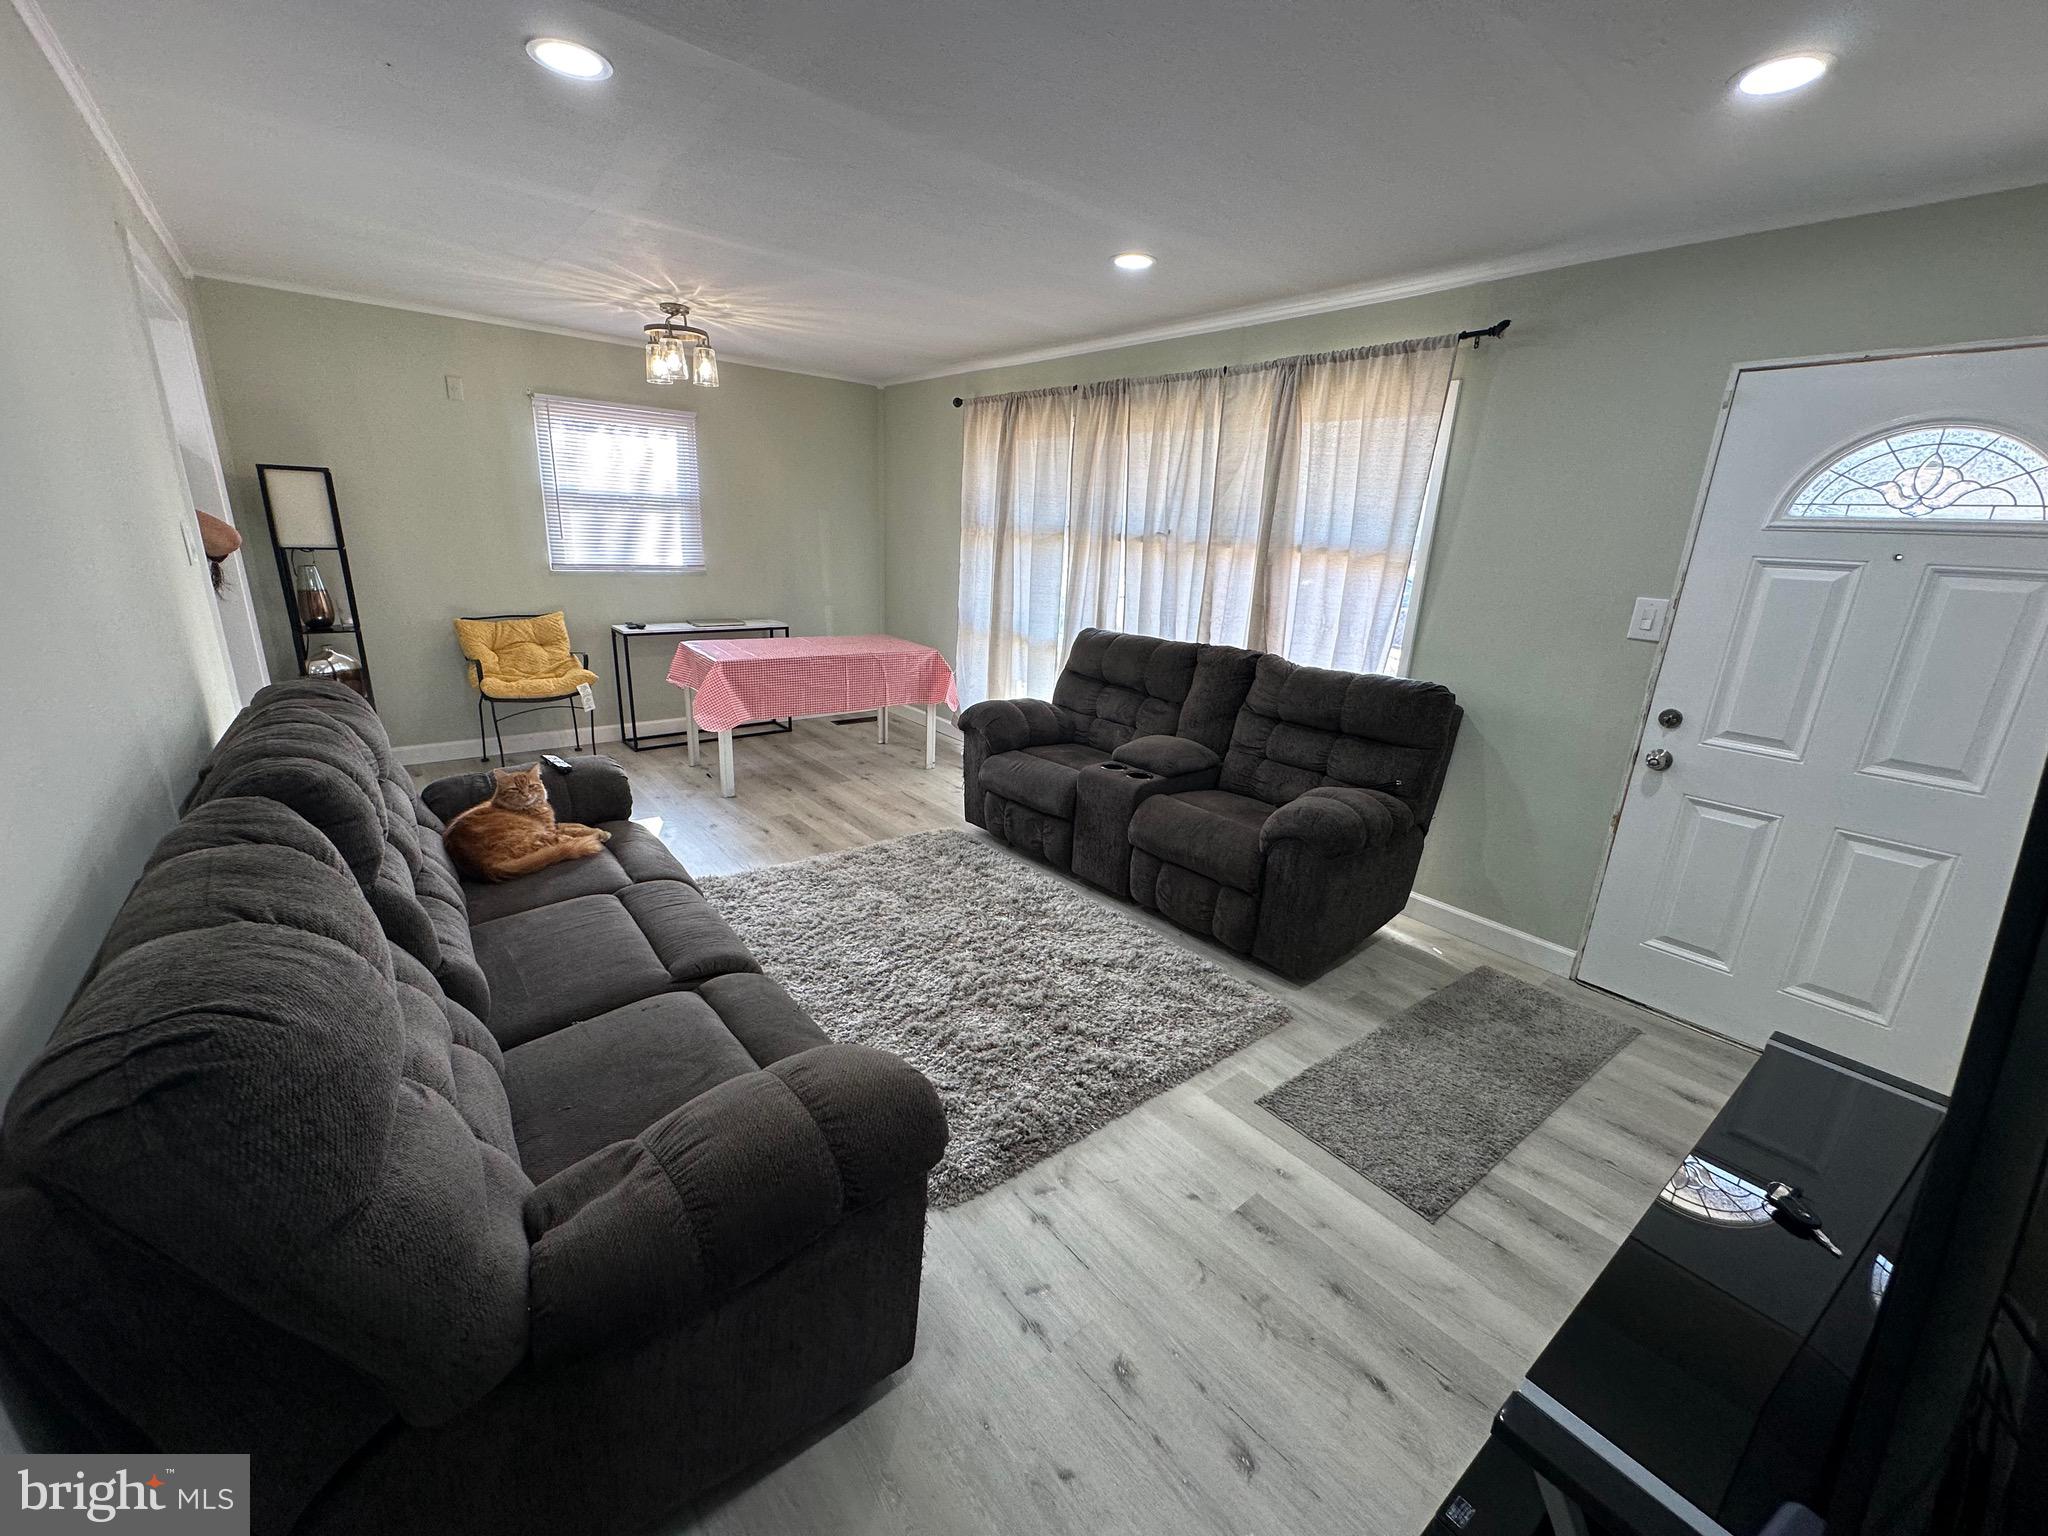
{"left": 1782, "top": 424, "right": 2048, "bottom": 524}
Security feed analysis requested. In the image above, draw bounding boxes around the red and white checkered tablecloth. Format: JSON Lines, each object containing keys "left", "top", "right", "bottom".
{"left": 666, "top": 634, "right": 959, "bottom": 733}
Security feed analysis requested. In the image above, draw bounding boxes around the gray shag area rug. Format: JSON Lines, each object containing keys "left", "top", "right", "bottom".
{"left": 700, "top": 830, "right": 1292, "bottom": 1208}
{"left": 1257, "top": 966, "right": 1638, "bottom": 1221}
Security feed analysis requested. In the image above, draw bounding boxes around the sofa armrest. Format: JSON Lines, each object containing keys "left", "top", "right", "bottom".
{"left": 524, "top": 1043, "right": 946, "bottom": 1366}
{"left": 1111, "top": 735, "right": 1220, "bottom": 778}
{"left": 955, "top": 698, "right": 1071, "bottom": 756}
{"left": 1260, "top": 785, "right": 1414, "bottom": 858}
{"left": 420, "top": 754, "right": 633, "bottom": 826}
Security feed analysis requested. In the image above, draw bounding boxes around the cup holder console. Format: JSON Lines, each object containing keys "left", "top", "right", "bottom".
{"left": 1099, "top": 762, "right": 1156, "bottom": 780}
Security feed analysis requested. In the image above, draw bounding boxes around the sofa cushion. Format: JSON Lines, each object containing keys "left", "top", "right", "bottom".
{"left": 188, "top": 727, "right": 386, "bottom": 882}
{"left": 2, "top": 838, "right": 532, "bottom": 1427}
{"left": 425, "top": 897, "right": 492, "bottom": 1020}
{"left": 459, "top": 821, "right": 692, "bottom": 926}
{"left": 1050, "top": 628, "right": 1200, "bottom": 753}
{"left": 1129, "top": 789, "right": 1275, "bottom": 893}
{"left": 982, "top": 793, "right": 1076, "bottom": 869}
{"left": 697, "top": 971, "right": 832, "bottom": 1066}
{"left": 978, "top": 742, "right": 1111, "bottom": 818}
{"left": 618, "top": 882, "right": 759, "bottom": 986}
{"left": 604, "top": 819, "right": 697, "bottom": 888}
{"left": 462, "top": 843, "right": 632, "bottom": 925}
{"left": 449, "top": 1043, "right": 521, "bottom": 1163}
{"left": 469, "top": 896, "right": 678, "bottom": 1049}
{"left": 1221, "top": 654, "right": 1459, "bottom": 819}
{"left": 1128, "top": 848, "right": 1261, "bottom": 955}
{"left": 502, "top": 993, "right": 761, "bottom": 1183}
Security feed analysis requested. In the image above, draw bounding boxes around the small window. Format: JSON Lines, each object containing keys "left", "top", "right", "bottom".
{"left": 1783, "top": 424, "right": 2048, "bottom": 525}
{"left": 533, "top": 393, "right": 704, "bottom": 571}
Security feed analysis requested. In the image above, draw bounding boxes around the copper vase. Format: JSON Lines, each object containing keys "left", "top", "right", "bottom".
{"left": 296, "top": 564, "right": 336, "bottom": 630}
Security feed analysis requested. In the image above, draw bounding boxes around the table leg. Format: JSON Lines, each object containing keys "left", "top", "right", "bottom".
{"left": 611, "top": 630, "right": 627, "bottom": 749}
{"left": 877, "top": 708, "right": 890, "bottom": 745}
{"left": 717, "top": 729, "right": 735, "bottom": 798}
{"left": 924, "top": 704, "right": 938, "bottom": 768}
{"left": 685, "top": 687, "right": 700, "bottom": 766}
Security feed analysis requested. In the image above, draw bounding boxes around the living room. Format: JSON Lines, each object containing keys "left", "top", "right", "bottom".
{"left": 6, "top": 3, "right": 2048, "bottom": 1533}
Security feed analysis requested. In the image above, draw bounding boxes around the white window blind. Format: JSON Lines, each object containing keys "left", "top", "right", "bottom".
{"left": 532, "top": 393, "right": 704, "bottom": 572}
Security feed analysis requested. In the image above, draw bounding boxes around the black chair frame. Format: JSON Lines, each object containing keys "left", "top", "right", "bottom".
{"left": 461, "top": 612, "right": 594, "bottom": 765}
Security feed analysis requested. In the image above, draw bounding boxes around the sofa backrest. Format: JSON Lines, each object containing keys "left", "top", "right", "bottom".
{"left": 1051, "top": 628, "right": 1259, "bottom": 755}
{"left": 186, "top": 681, "right": 491, "bottom": 1016}
{"left": 0, "top": 794, "right": 533, "bottom": 1409}
{"left": 1221, "top": 653, "right": 1461, "bottom": 825}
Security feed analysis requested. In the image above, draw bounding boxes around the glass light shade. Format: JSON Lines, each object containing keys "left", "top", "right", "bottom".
{"left": 690, "top": 344, "right": 720, "bottom": 388}
{"left": 646, "top": 334, "right": 688, "bottom": 384}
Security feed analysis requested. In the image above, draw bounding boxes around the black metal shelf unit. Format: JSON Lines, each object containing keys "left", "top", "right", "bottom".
{"left": 255, "top": 463, "right": 376, "bottom": 706}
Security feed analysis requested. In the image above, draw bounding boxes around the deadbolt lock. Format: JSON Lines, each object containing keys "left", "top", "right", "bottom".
{"left": 1657, "top": 708, "right": 1683, "bottom": 729}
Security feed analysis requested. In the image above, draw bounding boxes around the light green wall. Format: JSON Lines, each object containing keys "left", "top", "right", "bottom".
{"left": 880, "top": 184, "right": 2048, "bottom": 949}
{"left": 0, "top": 10, "right": 240, "bottom": 1124}
{"left": 195, "top": 282, "right": 883, "bottom": 753}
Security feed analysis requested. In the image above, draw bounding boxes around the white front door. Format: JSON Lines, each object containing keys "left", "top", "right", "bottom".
{"left": 1579, "top": 341, "right": 2048, "bottom": 1090}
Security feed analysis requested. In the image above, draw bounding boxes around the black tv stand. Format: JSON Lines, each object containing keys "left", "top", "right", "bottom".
{"left": 1426, "top": 1036, "right": 1945, "bottom": 1536}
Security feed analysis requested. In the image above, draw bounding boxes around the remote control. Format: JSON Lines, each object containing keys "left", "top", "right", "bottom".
{"left": 540, "top": 753, "right": 574, "bottom": 773}
{"left": 623, "top": 622, "right": 646, "bottom": 629}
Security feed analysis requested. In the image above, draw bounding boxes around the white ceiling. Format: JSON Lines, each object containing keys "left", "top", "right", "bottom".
{"left": 37, "top": 0, "right": 2048, "bottom": 383}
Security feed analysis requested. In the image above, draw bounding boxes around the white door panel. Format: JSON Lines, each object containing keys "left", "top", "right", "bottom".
{"left": 1580, "top": 342, "right": 2048, "bottom": 1090}
{"left": 1700, "top": 558, "right": 1862, "bottom": 759}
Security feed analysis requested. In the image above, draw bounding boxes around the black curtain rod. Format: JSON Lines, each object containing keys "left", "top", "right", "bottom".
{"left": 951, "top": 319, "right": 1511, "bottom": 405}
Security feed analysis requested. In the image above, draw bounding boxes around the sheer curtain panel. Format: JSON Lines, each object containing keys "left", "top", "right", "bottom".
{"left": 957, "top": 388, "right": 1075, "bottom": 704}
{"left": 955, "top": 334, "right": 1459, "bottom": 705}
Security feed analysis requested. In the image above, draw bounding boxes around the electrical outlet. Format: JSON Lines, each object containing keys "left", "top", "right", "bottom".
{"left": 1627, "top": 595, "right": 1671, "bottom": 643}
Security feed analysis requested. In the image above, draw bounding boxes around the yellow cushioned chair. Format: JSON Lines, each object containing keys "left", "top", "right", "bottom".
{"left": 453, "top": 610, "right": 601, "bottom": 763}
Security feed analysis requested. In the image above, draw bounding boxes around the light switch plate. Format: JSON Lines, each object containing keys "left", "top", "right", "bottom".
{"left": 444, "top": 374, "right": 465, "bottom": 401}
{"left": 1627, "top": 595, "right": 1671, "bottom": 643}
{"left": 179, "top": 519, "right": 201, "bottom": 566}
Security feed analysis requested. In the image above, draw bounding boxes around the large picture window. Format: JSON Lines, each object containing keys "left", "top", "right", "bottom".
{"left": 533, "top": 393, "right": 704, "bottom": 572}
{"left": 956, "top": 335, "right": 1461, "bottom": 705}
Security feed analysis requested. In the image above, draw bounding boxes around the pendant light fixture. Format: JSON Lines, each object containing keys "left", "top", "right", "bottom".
{"left": 643, "top": 301, "right": 720, "bottom": 387}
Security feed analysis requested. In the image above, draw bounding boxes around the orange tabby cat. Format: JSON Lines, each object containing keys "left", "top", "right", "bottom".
{"left": 443, "top": 763, "right": 610, "bottom": 882}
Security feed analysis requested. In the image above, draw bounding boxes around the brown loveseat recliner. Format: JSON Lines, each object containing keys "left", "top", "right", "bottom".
{"left": 961, "top": 630, "right": 1461, "bottom": 980}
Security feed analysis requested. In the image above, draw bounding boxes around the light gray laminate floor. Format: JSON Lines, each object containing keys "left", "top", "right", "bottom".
{"left": 413, "top": 716, "right": 1755, "bottom": 1536}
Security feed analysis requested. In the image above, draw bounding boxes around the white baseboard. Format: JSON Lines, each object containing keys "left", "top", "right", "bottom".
{"left": 392, "top": 714, "right": 684, "bottom": 767}
{"left": 1400, "top": 893, "right": 1578, "bottom": 976}
{"left": 393, "top": 707, "right": 962, "bottom": 767}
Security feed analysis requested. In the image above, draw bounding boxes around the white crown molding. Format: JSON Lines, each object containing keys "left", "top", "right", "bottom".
{"left": 12, "top": 0, "right": 193, "bottom": 279}
{"left": 884, "top": 171, "right": 2048, "bottom": 388}
{"left": 188, "top": 270, "right": 885, "bottom": 387}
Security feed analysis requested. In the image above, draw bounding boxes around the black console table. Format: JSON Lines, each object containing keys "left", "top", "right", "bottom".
{"left": 1426, "top": 1035, "right": 1946, "bottom": 1536}
{"left": 609, "top": 620, "right": 790, "bottom": 752}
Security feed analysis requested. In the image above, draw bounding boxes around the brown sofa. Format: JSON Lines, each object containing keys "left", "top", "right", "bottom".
{"left": 0, "top": 680, "right": 946, "bottom": 1535}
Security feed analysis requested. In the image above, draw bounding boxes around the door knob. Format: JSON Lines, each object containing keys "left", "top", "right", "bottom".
{"left": 1644, "top": 748, "right": 1673, "bottom": 771}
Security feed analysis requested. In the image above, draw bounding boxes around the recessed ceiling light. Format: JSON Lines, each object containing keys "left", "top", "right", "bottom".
{"left": 1734, "top": 53, "right": 1831, "bottom": 97}
{"left": 526, "top": 37, "right": 613, "bottom": 81}
{"left": 1113, "top": 251, "right": 1156, "bottom": 271}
